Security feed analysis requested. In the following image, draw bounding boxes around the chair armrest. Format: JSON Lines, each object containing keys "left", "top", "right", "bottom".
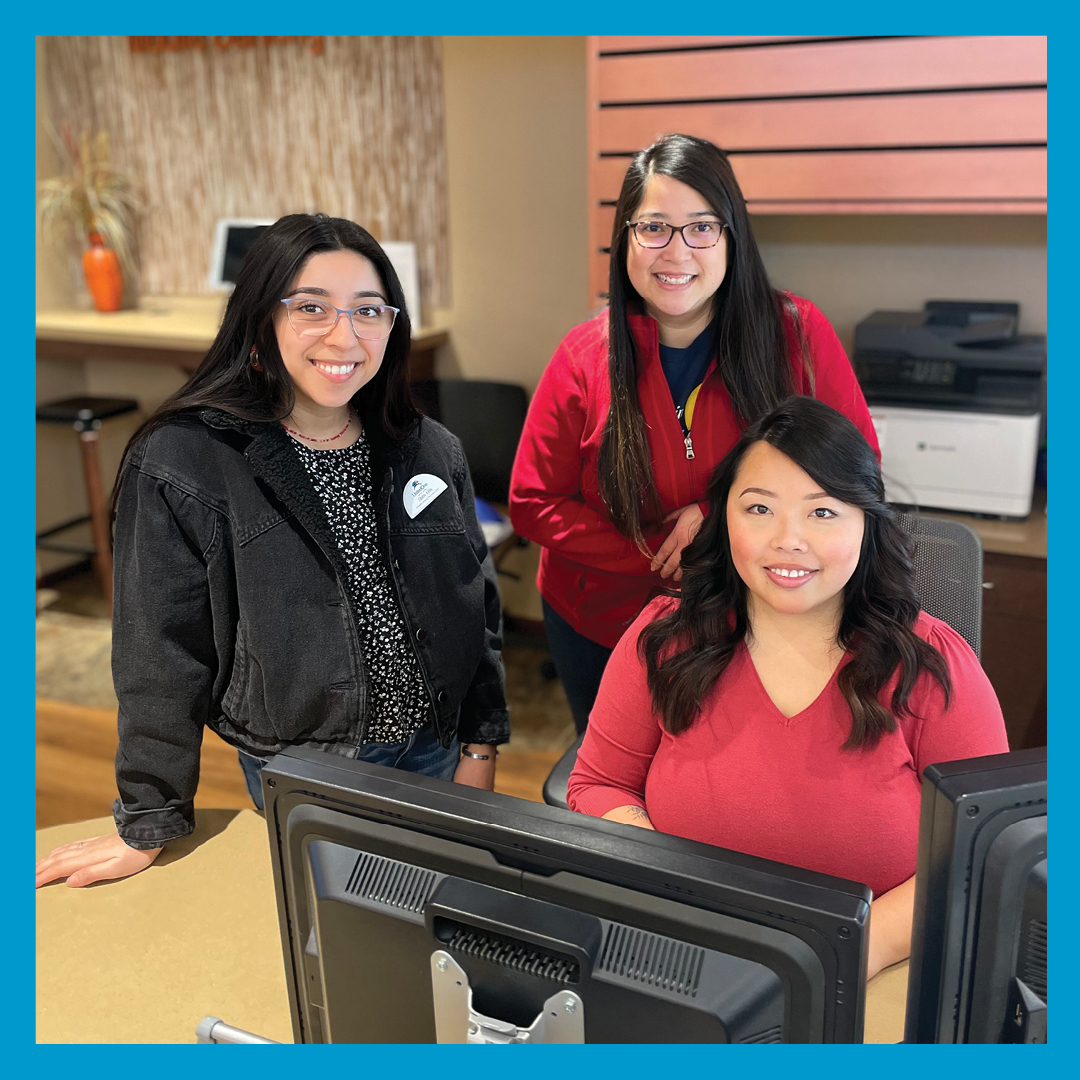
{"left": 542, "top": 734, "right": 585, "bottom": 810}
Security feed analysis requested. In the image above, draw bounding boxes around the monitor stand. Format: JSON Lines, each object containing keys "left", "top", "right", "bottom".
{"left": 431, "top": 951, "right": 585, "bottom": 1044}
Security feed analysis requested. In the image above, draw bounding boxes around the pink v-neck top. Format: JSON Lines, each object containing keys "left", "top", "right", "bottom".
{"left": 567, "top": 597, "right": 1009, "bottom": 897}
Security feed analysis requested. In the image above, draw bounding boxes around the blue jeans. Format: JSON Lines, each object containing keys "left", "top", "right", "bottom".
{"left": 238, "top": 724, "right": 460, "bottom": 811}
{"left": 542, "top": 599, "right": 615, "bottom": 735}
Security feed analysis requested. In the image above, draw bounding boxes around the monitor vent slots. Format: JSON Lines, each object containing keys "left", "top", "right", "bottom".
{"left": 1021, "top": 918, "right": 1048, "bottom": 1000}
{"left": 596, "top": 924, "right": 705, "bottom": 997}
{"left": 737, "top": 1025, "right": 783, "bottom": 1044}
{"left": 344, "top": 852, "right": 438, "bottom": 913}
{"left": 444, "top": 923, "right": 580, "bottom": 983}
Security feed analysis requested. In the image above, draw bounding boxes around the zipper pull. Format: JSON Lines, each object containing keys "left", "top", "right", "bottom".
{"left": 684, "top": 433, "right": 695, "bottom": 460}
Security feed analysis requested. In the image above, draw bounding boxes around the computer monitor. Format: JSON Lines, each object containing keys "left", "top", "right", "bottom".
{"left": 208, "top": 218, "right": 274, "bottom": 291}
{"left": 262, "top": 746, "right": 871, "bottom": 1044}
{"left": 904, "top": 746, "right": 1047, "bottom": 1043}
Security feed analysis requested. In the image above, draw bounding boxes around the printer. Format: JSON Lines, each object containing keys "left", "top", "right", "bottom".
{"left": 853, "top": 300, "right": 1045, "bottom": 518}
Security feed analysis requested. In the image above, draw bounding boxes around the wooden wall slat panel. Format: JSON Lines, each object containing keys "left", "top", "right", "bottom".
{"left": 596, "top": 36, "right": 820, "bottom": 53}
{"left": 744, "top": 200, "right": 1045, "bottom": 214}
{"left": 586, "top": 41, "right": 605, "bottom": 316}
{"left": 589, "top": 254, "right": 606, "bottom": 307}
{"left": 738, "top": 148, "right": 1046, "bottom": 201}
{"left": 593, "top": 148, "right": 1047, "bottom": 203}
{"left": 598, "top": 89, "right": 1047, "bottom": 153}
{"left": 585, "top": 35, "right": 1048, "bottom": 310}
{"left": 598, "top": 36, "right": 1046, "bottom": 103}
{"left": 591, "top": 206, "right": 616, "bottom": 258}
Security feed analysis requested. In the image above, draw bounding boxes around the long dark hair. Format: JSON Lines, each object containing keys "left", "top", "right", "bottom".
{"left": 639, "top": 396, "right": 951, "bottom": 750}
{"left": 598, "top": 133, "right": 809, "bottom": 552}
{"left": 115, "top": 213, "right": 419, "bottom": 491}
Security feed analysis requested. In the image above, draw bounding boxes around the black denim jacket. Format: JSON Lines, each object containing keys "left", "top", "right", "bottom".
{"left": 110, "top": 408, "right": 509, "bottom": 848}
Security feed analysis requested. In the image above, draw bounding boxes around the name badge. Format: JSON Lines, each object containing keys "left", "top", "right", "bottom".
{"left": 403, "top": 473, "right": 448, "bottom": 519}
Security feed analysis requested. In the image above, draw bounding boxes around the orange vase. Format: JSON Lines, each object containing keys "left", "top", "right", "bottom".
{"left": 82, "top": 232, "right": 123, "bottom": 312}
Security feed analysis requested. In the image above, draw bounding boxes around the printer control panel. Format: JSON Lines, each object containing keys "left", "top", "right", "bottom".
{"left": 855, "top": 356, "right": 960, "bottom": 393}
{"left": 898, "top": 359, "right": 955, "bottom": 385}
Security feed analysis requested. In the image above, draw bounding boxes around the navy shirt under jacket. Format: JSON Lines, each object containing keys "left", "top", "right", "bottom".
{"left": 658, "top": 322, "right": 714, "bottom": 435}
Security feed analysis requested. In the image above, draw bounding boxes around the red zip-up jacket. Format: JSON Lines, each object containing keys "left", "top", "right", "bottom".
{"left": 509, "top": 295, "right": 880, "bottom": 647}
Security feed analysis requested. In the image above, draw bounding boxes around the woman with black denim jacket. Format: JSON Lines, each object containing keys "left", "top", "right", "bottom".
{"left": 37, "top": 214, "right": 509, "bottom": 888}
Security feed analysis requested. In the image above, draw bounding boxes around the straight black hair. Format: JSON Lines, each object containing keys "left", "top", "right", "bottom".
{"left": 114, "top": 213, "right": 419, "bottom": 507}
{"left": 598, "top": 134, "right": 810, "bottom": 552}
{"left": 639, "top": 396, "right": 951, "bottom": 749}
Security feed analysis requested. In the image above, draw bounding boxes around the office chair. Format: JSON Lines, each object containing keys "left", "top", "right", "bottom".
{"left": 893, "top": 511, "right": 983, "bottom": 658}
{"left": 412, "top": 378, "right": 529, "bottom": 569}
{"left": 411, "top": 379, "right": 528, "bottom": 506}
{"left": 541, "top": 511, "right": 985, "bottom": 810}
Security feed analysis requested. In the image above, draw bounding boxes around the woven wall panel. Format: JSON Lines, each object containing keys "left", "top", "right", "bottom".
{"left": 41, "top": 36, "right": 449, "bottom": 313}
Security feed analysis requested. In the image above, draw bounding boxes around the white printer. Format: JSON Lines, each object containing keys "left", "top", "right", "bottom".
{"left": 853, "top": 301, "right": 1045, "bottom": 519}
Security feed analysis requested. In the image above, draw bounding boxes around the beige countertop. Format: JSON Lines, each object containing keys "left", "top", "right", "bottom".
{"left": 922, "top": 486, "right": 1046, "bottom": 561}
{"left": 36, "top": 296, "right": 449, "bottom": 352}
{"left": 37, "top": 810, "right": 907, "bottom": 1045}
{"left": 36, "top": 811, "right": 293, "bottom": 1045}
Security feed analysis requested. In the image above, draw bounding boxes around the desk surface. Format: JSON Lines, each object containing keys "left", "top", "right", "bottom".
{"left": 926, "top": 486, "right": 1046, "bottom": 561}
{"left": 37, "top": 811, "right": 908, "bottom": 1045}
{"left": 36, "top": 811, "right": 293, "bottom": 1045}
{"left": 36, "top": 296, "right": 449, "bottom": 353}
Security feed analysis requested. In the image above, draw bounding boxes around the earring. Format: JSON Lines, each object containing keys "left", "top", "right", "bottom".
{"left": 250, "top": 346, "right": 262, "bottom": 372}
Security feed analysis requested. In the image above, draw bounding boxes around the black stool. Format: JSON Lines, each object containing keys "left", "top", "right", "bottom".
{"left": 36, "top": 396, "right": 139, "bottom": 612}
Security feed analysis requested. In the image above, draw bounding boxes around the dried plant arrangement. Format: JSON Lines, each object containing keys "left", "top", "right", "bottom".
{"left": 37, "top": 125, "right": 140, "bottom": 280}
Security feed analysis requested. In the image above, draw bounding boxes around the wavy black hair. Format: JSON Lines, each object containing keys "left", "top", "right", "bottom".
{"left": 598, "top": 133, "right": 811, "bottom": 552}
{"left": 114, "top": 213, "right": 419, "bottom": 503}
{"left": 639, "top": 396, "right": 950, "bottom": 749}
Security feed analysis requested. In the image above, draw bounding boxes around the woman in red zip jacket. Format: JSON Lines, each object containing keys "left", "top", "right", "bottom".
{"left": 509, "top": 134, "right": 879, "bottom": 733}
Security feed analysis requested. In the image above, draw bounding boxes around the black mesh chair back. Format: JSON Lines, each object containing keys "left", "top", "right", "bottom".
{"left": 412, "top": 379, "right": 528, "bottom": 505}
{"left": 542, "top": 511, "right": 985, "bottom": 810}
{"left": 895, "top": 511, "right": 983, "bottom": 658}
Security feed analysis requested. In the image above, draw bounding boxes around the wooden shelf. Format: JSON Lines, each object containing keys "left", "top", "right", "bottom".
{"left": 36, "top": 296, "right": 449, "bottom": 377}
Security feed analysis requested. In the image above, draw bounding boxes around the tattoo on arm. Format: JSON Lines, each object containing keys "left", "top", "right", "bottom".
{"left": 625, "top": 806, "right": 650, "bottom": 822}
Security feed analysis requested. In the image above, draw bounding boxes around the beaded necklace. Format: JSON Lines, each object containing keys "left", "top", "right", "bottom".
{"left": 282, "top": 410, "right": 353, "bottom": 444}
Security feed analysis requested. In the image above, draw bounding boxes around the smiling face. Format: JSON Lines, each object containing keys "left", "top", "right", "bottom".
{"left": 273, "top": 248, "right": 389, "bottom": 417}
{"left": 625, "top": 172, "right": 729, "bottom": 347}
{"left": 726, "top": 441, "right": 865, "bottom": 625}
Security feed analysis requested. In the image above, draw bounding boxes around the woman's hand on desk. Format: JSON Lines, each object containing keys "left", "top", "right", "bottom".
{"left": 35, "top": 831, "right": 162, "bottom": 888}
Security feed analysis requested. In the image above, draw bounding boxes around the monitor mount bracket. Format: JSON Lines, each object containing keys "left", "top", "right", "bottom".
{"left": 430, "top": 950, "right": 585, "bottom": 1044}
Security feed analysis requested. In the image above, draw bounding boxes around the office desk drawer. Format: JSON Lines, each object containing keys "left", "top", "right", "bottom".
{"left": 981, "top": 552, "right": 1047, "bottom": 621}
{"left": 979, "top": 551, "right": 1046, "bottom": 751}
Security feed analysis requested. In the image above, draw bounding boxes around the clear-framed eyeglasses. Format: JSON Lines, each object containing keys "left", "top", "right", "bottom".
{"left": 626, "top": 220, "right": 728, "bottom": 249}
{"left": 280, "top": 297, "right": 400, "bottom": 340}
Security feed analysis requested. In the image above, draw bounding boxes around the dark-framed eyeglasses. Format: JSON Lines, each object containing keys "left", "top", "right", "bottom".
{"left": 280, "top": 298, "right": 400, "bottom": 340}
{"left": 626, "top": 220, "right": 728, "bottom": 249}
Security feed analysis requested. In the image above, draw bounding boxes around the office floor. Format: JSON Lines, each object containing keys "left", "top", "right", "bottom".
{"left": 36, "top": 568, "right": 577, "bottom": 828}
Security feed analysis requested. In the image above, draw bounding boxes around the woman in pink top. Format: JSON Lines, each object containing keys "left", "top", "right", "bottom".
{"left": 567, "top": 396, "right": 1008, "bottom": 980}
